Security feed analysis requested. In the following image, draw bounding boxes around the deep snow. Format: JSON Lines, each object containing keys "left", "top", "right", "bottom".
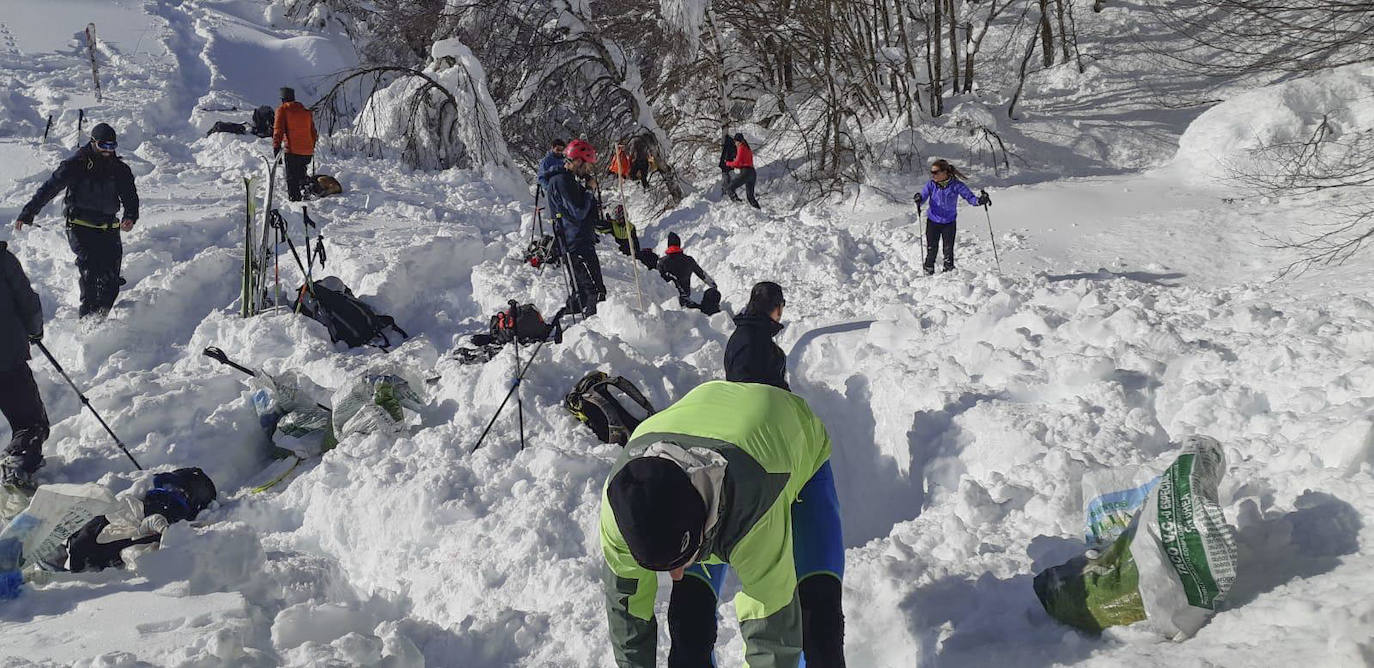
{"left": 0, "top": 1, "right": 1371, "bottom": 666}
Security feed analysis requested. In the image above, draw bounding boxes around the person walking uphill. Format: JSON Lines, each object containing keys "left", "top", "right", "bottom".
{"left": 718, "top": 131, "right": 737, "bottom": 197}
{"left": 14, "top": 123, "right": 138, "bottom": 319}
{"left": 658, "top": 232, "right": 717, "bottom": 311}
{"left": 913, "top": 159, "right": 988, "bottom": 274}
{"left": 725, "top": 133, "right": 761, "bottom": 209}
{"left": 0, "top": 243, "right": 49, "bottom": 491}
{"left": 545, "top": 139, "right": 608, "bottom": 316}
{"left": 725, "top": 281, "right": 788, "bottom": 390}
{"left": 273, "top": 87, "right": 318, "bottom": 202}
{"left": 600, "top": 380, "right": 846, "bottom": 668}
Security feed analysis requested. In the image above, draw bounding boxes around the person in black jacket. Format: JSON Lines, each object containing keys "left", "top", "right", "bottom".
{"left": 718, "top": 130, "right": 736, "bottom": 197}
{"left": 658, "top": 232, "right": 716, "bottom": 310}
{"left": 14, "top": 122, "right": 139, "bottom": 318}
{"left": 724, "top": 281, "right": 788, "bottom": 390}
{"left": 0, "top": 242, "right": 49, "bottom": 491}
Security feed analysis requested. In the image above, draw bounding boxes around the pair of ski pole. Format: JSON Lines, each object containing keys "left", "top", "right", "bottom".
{"left": 913, "top": 189, "right": 1001, "bottom": 272}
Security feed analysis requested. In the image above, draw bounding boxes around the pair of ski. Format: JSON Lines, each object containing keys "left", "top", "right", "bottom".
{"left": 242, "top": 157, "right": 326, "bottom": 318}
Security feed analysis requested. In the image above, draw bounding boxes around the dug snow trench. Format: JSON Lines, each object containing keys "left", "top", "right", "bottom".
{"left": 0, "top": 1, "right": 1372, "bottom": 666}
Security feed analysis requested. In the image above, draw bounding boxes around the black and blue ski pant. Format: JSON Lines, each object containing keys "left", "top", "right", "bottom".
{"left": 668, "top": 460, "right": 846, "bottom": 667}
{"left": 285, "top": 153, "right": 312, "bottom": 202}
{"left": 65, "top": 223, "right": 123, "bottom": 317}
{"left": 924, "top": 219, "right": 957, "bottom": 272}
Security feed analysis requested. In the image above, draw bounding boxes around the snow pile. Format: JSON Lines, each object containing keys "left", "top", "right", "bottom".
{"left": 1172, "top": 63, "right": 1374, "bottom": 181}
{"left": 0, "top": 0, "right": 1371, "bottom": 666}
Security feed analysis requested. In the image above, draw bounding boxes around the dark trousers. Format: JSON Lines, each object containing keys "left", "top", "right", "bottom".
{"left": 668, "top": 461, "right": 846, "bottom": 667}
{"left": 1, "top": 362, "right": 49, "bottom": 473}
{"left": 924, "top": 220, "right": 957, "bottom": 272}
{"left": 727, "top": 168, "right": 760, "bottom": 209}
{"left": 65, "top": 224, "right": 123, "bottom": 317}
{"left": 720, "top": 168, "right": 733, "bottom": 196}
{"left": 284, "top": 153, "right": 312, "bottom": 202}
{"left": 567, "top": 246, "right": 605, "bottom": 310}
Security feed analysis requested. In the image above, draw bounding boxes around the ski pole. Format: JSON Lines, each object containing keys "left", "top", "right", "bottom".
{"left": 42, "top": 115, "right": 53, "bottom": 142}
{"left": 202, "top": 347, "right": 331, "bottom": 412}
{"left": 470, "top": 306, "right": 568, "bottom": 454}
{"left": 34, "top": 341, "right": 142, "bottom": 470}
{"left": 614, "top": 147, "right": 646, "bottom": 312}
{"left": 509, "top": 300, "right": 525, "bottom": 451}
{"left": 980, "top": 190, "right": 1001, "bottom": 272}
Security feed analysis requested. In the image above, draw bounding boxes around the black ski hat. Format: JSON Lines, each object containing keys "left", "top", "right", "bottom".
{"left": 607, "top": 456, "right": 707, "bottom": 571}
{"left": 667, "top": 232, "right": 681, "bottom": 247}
{"left": 280, "top": 87, "right": 296, "bottom": 102}
{"left": 91, "top": 123, "right": 116, "bottom": 144}
{"left": 733, "top": 133, "right": 745, "bottom": 142}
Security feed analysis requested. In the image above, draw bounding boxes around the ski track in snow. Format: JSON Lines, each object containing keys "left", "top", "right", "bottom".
{"left": 0, "top": 1, "right": 1372, "bottom": 666}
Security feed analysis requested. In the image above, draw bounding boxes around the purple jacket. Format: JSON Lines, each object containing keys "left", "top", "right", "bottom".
{"left": 917, "top": 178, "right": 978, "bottom": 224}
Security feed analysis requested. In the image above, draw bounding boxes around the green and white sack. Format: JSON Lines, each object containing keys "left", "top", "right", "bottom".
{"left": 274, "top": 406, "right": 337, "bottom": 459}
{"left": 332, "top": 372, "right": 425, "bottom": 439}
{"left": 1034, "top": 436, "right": 1238, "bottom": 638}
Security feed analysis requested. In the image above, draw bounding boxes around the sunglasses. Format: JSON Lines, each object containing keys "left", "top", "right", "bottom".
{"left": 930, "top": 169, "right": 944, "bottom": 175}
{"left": 95, "top": 140, "right": 117, "bottom": 151}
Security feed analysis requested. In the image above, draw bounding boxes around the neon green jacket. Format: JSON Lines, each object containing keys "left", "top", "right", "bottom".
{"left": 599, "top": 381, "right": 832, "bottom": 668}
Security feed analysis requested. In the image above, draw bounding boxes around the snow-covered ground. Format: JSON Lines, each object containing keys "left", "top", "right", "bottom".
{"left": 1, "top": 1, "right": 1371, "bottom": 666}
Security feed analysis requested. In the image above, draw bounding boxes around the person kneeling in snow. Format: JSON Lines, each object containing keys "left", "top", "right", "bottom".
{"left": 600, "top": 380, "right": 845, "bottom": 668}
{"left": 65, "top": 467, "right": 217, "bottom": 572}
{"left": 657, "top": 232, "right": 718, "bottom": 312}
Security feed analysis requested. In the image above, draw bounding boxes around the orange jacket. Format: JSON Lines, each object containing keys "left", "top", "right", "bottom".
{"left": 273, "top": 101, "right": 318, "bottom": 155}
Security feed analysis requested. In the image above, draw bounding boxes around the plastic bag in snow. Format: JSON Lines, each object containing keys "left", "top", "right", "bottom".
{"left": 1082, "top": 465, "right": 1159, "bottom": 548}
{"left": 273, "top": 406, "right": 337, "bottom": 459}
{"left": 248, "top": 370, "right": 322, "bottom": 435}
{"left": 1034, "top": 436, "right": 1238, "bottom": 638}
{"left": 331, "top": 372, "right": 425, "bottom": 439}
{"left": 0, "top": 484, "right": 115, "bottom": 579}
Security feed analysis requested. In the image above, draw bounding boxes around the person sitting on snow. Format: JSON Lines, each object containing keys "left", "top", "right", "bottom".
{"left": 657, "top": 232, "right": 717, "bottom": 311}
{"left": 65, "top": 467, "right": 217, "bottom": 572}
{"left": 600, "top": 380, "right": 845, "bottom": 667}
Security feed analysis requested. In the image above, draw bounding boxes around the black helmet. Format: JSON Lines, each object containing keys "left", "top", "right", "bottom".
{"left": 91, "top": 123, "right": 117, "bottom": 144}
{"left": 280, "top": 87, "right": 296, "bottom": 102}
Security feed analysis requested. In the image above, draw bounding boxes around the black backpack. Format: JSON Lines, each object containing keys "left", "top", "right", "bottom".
{"left": 564, "top": 371, "right": 656, "bottom": 446}
{"left": 488, "top": 303, "right": 551, "bottom": 345}
{"left": 251, "top": 105, "right": 275, "bottom": 138}
{"left": 206, "top": 121, "right": 247, "bottom": 136}
{"left": 148, "top": 467, "right": 218, "bottom": 522}
{"left": 699, "top": 287, "right": 722, "bottom": 315}
{"left": 294, "top": 276, "right": 409, "bottom": 349}
{"left": 524, "top": 235, "right": 560, "bottom": 268}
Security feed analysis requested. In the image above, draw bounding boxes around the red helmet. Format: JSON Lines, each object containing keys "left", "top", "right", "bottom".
{"left": 565, "top": 139, "right": 597, "bottom": 164}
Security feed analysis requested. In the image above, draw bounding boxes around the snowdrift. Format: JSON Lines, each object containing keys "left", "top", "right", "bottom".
{"left": 0, "top": 0, "right": 1371, "bottom": 666}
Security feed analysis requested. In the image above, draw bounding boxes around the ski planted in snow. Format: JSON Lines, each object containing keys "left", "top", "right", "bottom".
{"left": 256, "top": 155, "right": 281, "bottom": 313}
{"left": 242, "top": 176, "right": 257, "bottom": 317}
{"left": 84, "top": 24, "right": 102, "bottom": 102}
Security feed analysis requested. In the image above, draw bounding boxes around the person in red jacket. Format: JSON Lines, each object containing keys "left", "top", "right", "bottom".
{"left": 724, "top": 133, "right": 760, "bottom": 209}
{"left": 272, "top": 87, "right": 319, "bottom": 202}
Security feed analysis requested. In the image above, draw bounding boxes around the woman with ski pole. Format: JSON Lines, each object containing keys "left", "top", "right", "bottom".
{"left": 913, "top": 159, "right": 989, "bottom": 274}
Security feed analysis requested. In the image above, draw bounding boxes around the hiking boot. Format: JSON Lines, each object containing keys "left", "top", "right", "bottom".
{"left": 1, "top": 458, "right": 37, "bottom": 493}
{"left": 943, "top": 264, "right": 955, "bottom": 273}
{"left": 923, "top": 266, "right": 935, "bottom": 276}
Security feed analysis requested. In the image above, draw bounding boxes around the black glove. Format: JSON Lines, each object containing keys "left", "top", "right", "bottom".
{"left": 978, "top": 191, "right": 991, "bottom": 206}
{"left": 28, "top": 331, "right": 42, "bottom": 343}
{"left": 913, "top": 193, "right": 922, "bottom": 204}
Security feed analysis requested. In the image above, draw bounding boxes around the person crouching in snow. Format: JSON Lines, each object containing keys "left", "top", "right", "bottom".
{"left": 913, "top": 159, "right": 989, "bottom": 274}
{"left": 657, "top": 232, "right": 717, "bottom": 310}
{"left": 65, "top": 467, "right": 217, "bottom": 572}
{"left": 600, "top": 380, "right": 846, "bottom": 668}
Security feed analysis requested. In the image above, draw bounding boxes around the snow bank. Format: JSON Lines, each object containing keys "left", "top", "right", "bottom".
{"left": 1172, "top": 63, "right": 1374, "bottom": 181}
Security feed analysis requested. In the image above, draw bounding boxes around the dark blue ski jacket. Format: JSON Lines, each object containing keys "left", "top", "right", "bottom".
{"left": 0, "top": 243, "right": 43, "bottom": 369}
{"left": 18, "top": 145, "right": 139, "bottom": 225}
{"left": 537, "top": 151, "right": 564, "bottom": 190}
{"left": 915, "top": 178, "right": 978, "bottom": 225}
{"left": 545, "top": 164, "right": 599, "bottom": 251}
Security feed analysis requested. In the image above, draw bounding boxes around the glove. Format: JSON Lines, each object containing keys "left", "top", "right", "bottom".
{"left": 913, "top": 193, "right": 922, "bottom": 205}
{"left": 139, "top": 513, "right": 170, "bottom": 535}
{"left": 707, "top": 280, "right": 717, "bottom": 289}
{"left": 27, "top": 331, "right": 42, "bottom": 343}
{"left": 977, "top": 192, "right": 991, "bottom": 206}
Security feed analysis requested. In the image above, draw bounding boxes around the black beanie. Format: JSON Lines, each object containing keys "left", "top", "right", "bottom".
{"left": 607, "top": 456, "right": 707, "bottom": 571}
{"left": 667, "top": 232, "right": 681, "bottom": 247}
{"left": 91, "top": 122, "right": 116, "bottom": 143}
{"left": 280, "top": 87, "right": 296, "bottom": 102}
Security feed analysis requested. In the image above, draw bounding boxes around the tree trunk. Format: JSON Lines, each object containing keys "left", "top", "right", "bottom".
{"left": 947, "top": 0, "right": 960, "bottom": 94}
{"left": 1038, "top": 0, "right": 1055, "bottom": 67}
{"left": 1054, "top": 0, "right": 1072, "bottom": 65}
{"left": 1008, "top": 25, "right": 1040, "bottom": 118}
{"left": 932, "top": 0, "right": 943, "bottom": 115}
